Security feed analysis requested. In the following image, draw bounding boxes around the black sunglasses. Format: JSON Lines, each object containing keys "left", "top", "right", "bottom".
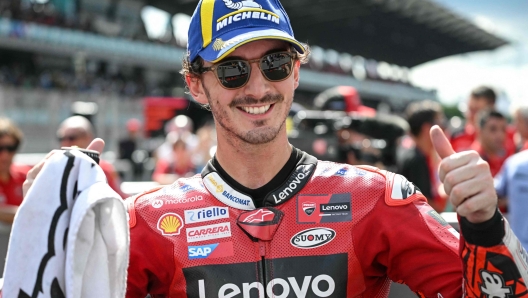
{"left": 0, "top": 144, "right": 17, "bottom": 153}
{"left": 200, "top": 51, "right": 297, "bottom": 89}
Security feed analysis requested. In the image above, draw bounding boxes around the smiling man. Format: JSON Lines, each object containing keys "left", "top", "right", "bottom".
{"left": 21, "top": 0, "right": 528, "bottom": 297}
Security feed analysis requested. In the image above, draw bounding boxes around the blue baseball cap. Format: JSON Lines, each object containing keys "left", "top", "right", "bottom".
{"left": 187, "top": 0, "right": 306, "bottom": 63}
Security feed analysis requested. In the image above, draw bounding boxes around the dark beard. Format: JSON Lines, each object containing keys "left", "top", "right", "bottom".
{"left": 202, "top": 83, "right": 290, "bottom": 145}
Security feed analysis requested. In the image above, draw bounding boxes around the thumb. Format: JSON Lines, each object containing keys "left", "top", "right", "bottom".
{"left": 430, "top": 125, "right": 455, "bottom": 159}
{"left": 87, "top": 138, "right": 105, "bottom": 155}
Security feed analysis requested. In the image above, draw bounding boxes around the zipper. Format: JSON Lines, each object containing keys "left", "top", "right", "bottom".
{"left": 258, "top": 240, "right": 267, "bottom": 296}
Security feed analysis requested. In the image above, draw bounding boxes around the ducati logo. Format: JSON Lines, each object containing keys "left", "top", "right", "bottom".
{"left": 302, "top": 202, "right": 316, "bottom": 216}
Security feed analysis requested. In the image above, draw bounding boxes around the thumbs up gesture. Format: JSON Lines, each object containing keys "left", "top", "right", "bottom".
{"left": 430, "top": 125, "right": 497, "bottom": 223}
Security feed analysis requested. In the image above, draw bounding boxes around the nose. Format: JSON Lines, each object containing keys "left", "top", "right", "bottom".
{"left": 242, "top": 61, "right": 271, "bottom": 99}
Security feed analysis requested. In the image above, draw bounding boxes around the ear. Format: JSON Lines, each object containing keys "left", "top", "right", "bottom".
{"left": 186, "top": 75, "right": 209, "bottom": 105}
{"left": 293, "top": 60, "right": 301, "bottom": 90}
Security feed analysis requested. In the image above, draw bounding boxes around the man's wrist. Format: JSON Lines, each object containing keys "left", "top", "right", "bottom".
{"left": 460, "top": 208, "right": 504, "bottom": 247}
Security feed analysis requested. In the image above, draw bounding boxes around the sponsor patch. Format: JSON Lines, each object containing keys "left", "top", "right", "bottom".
{"left": 188, "top": 242, "right": 234, "bottom": 260}
{"left": 157, "top": 213, "right": 184, "bottom": 236}
{"left": 185, "top": 206, "right": 229, "bottom": 224}
{"left": 335, "top": 167, "right": 348, "bottom": 176}
{"left": 297, "top": 193, "right": 352, "bottom": 223}
{"left": 186, "top": 222, "right": 232, "bottom": 243}
{"left": 183, "top": 254, "right": 348, "bottom": 298}
{"left": 180, "top": 184, "right": 194, "bottom": 192}
{"left": 266, "top": 164, "right": 314, "bottom": 205}
{"left": 291, "top": 228, "right": 336, "bottom": 249}
{"left": 203, "top": 172, "right": 255, "bottom": 210}
{"left": 391, "top": 174, "right": 421, "bottom": 199}
{"left": 151, "top": 195, "right": 205, "bottom": 209}
{"left": 237, "top": 208, "right": 284, "bottom": 241}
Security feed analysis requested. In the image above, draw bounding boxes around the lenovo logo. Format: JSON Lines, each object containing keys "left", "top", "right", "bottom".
{"left": 197, "top": 274, "right": 335, "bottom": 298}
{"left": 270, "top": 164, "right": 314, "bottom": 205}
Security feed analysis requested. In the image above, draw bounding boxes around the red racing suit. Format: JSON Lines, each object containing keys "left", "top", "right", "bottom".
{"left": 126, "top": 152, "right": 528, "bottom": 297}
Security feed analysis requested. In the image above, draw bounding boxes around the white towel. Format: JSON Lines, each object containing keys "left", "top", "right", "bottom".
{"left": 2, "top": 149, "right": 129, "bottom": 298}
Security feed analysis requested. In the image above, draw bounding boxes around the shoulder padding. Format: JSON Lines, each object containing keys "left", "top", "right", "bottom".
{"left": 125, "top": 186, "right": 164, "bottom": 228}
{"left": 380, "top": 170, "right": 426, "bottom": 206}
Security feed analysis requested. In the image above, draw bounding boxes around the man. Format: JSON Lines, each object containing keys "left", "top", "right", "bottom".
{"left": 0, "top": 118, "right": 30, "bottom": 224}
{"left": 451, "top": 86, "right": 516, "bottom": 154}
{"left": 450, "top": 86, "right": 496, "bottom": 152}
{"left": 495, "top": 150, "right": 528, "bottom": 250}
{"left": 513, "top": 104, "right": 528, "bottom": 151}
{"left": 56, "top": 116, "right": 126, "bottom": 198}
{"left": 24, "top": 0, "right": 528, "bottom": 297}
{"left": 398, "top": 100, "right": 446, "bottom": 211}
{"left": 471, "top": 110, "right": 514, "bottom": 177}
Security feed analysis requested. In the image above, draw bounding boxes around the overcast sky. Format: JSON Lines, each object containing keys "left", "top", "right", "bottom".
{"left": 411, "top": 0, "right": 528, "bottom": 111}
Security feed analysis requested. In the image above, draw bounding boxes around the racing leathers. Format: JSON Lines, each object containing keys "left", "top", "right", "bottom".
{"left": 126, "top": 150, "right": 528, "bottom": 297}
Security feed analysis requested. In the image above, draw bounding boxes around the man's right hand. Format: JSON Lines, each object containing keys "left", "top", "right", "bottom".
{"left": 22, "top": 138, "right": 105, "bottom": 197}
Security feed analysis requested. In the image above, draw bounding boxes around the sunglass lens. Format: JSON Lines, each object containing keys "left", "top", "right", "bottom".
{"left": 260, "top": 53, "right": 292, "bottom": 81}
{"left": 0, "top": 145, "right": 17, "bottom": 153}
{"left": 216, "top": 61, "right": 250, "bottom": 89}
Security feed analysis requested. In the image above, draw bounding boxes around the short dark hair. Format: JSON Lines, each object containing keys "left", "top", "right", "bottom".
{"left": 477, "top": 110, "right": 505, "bottom": 129}
{"left": 0, "top": 118, "right": 23, "bottom": 150}
{"left": 471, "top": 86, "right": 496, "bottom": 105}
{"left": 405, "top": 100, "right": 443, "bottom": 137}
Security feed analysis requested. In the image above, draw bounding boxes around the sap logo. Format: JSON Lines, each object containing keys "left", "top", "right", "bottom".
{"left": 188, "top": 242, "right": 234, "bottom": 260}
{"left": 188, "top": 244, "right": 216, "bottom": 259}
{"left": 152, "top": 199, "right": 163, "bottom": 209}
{"left": 335, "top": 168, "right": 347, "bottom": 176}
{"left": 208, "top": 176, "right": 224, "bottom": 193}
{"left": 291, "top": 228, "right": 336, "bottom": 249}
{"left": 187, "top": 222, "right": 231, "bottom": 243}
{"left": 198, "top": 274, "right": 335, "bottom": 297}
{"left": 185, "top": 206, "right": 229, "bottom": 224}
{"left": 272, "top": 172, "right": 308, "bottom": 204}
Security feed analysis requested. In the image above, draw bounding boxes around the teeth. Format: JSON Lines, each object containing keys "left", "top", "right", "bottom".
{"left": 242, "top": 105, "right": 271, "bottom": 115}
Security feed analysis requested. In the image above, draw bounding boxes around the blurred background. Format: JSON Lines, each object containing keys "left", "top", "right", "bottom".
{"left": 0, "top": 0, "right": 526, "bottom": 295}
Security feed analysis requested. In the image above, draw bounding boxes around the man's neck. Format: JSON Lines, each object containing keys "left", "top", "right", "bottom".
{"left": 215, "top": 130, "right": 292, "bottom": 190}
{"left": 0, "top": 171, "right": 10, "bottom": 183}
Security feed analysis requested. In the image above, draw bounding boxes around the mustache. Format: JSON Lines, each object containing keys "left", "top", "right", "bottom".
{"left": 229, "top": 93, "right": 284, "bottom": 108}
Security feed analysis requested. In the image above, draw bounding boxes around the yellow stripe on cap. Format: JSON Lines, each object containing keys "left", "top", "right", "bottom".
{"left": 200, "top": 0, "right": 215, "bottom": 48}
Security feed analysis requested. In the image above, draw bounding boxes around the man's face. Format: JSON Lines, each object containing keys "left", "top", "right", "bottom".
{"left": 57, "top": 128, "right": 91, "bottom": 148}
{"left": 189, "top": 40, "right": 300, "bottom": 145}
{"left": 0, "top": 135, "right": 17, "bottom": 174}
{"left": 467, "top": 96, "right": 493, "bottom": 122}
{"left": 480, "top": 117, "right": 507, "bottom": 153}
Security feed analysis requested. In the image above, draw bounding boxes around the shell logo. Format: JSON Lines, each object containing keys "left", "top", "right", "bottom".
{"left": 157, "top": 213, "right": 184, "bottom": 236}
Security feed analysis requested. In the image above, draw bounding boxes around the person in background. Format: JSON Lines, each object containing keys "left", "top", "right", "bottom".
{"left": 119, "top": 118, "right": 143, "bottom": 180}
{"left": 471, "top": 110, "right": 514, "bottom": 177}
{"left": 57, "top": 116, "right": 127, "bottom": 198}
{"left": 0, "top": 118, "right": 30, "bottom": 224}
{"left": 450, "top": 86, "right": 516, "bottom": 154}
{"left": 398, "top": 100, "right": 447, "bottom": 212}
{"left": 495, "top": 149, "right": 528, "bottom": 249}
{"left": 152, "top": 132, "right": 196, "bottom": 185}
{"left": 512, "top": 103, "right": 528, "bottom": 151}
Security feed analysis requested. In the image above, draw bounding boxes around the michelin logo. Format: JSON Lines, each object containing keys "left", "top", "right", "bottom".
{"left": 223, "top": 0, "right": 261, "bottom": 9}
{"left": 217, "top": 0, "right": 279, "bottom": 32}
